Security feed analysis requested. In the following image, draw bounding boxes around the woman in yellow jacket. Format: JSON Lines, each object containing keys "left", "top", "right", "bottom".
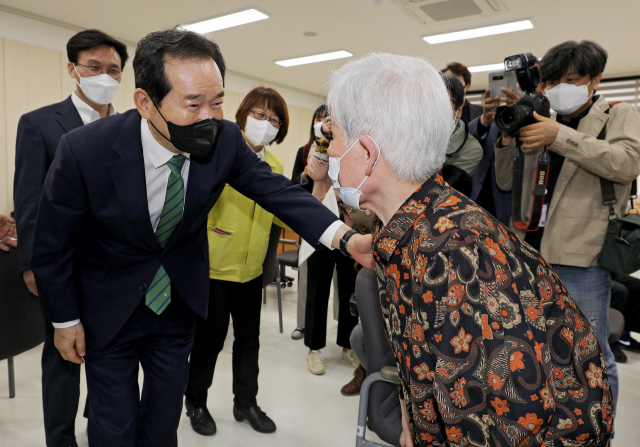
{"left": 185, "top": 87, "right": 289, "bottom": 436}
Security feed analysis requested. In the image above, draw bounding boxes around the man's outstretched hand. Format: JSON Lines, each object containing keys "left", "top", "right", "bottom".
{"left": 348, "top": 233, "right": 374, "bottom": 270}
{"left": 0, "top": 214, "right": 17, "bottom": 251}
{"left": 54, "top": 323, "right": 86, "bottom": 364}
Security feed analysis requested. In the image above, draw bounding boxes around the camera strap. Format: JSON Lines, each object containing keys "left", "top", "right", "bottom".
{"left": 512, "top": 141, "right": 551, "bottom": 232}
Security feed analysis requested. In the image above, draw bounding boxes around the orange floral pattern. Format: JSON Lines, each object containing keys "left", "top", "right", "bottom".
{"left": 372, "top": 174, "right": 613, "bottom": 446}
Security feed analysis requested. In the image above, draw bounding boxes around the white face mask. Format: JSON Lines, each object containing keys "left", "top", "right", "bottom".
{"left": 74, "top": 65, "right": 120, "bottom": 105}
{"left": 545, "top": 81, "right": 593, "bottom": 115}
{"left": 244, "top": 115, "right": 279, "bottom": 147}
{"left": 328, "top": 137, "right": 381, "bottom": 210}
{"left": 313, "top": 121, "right": 324, "bottom": 140}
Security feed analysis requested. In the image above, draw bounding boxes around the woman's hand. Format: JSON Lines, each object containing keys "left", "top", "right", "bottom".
{"left": 399, "top": 398, "right": 415, "bottom": 447}
{"left": 307, "top": 153, "right": 328, "bottom": 181}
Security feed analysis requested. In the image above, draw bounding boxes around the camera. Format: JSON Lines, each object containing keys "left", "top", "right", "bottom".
{"left": 495, "top": 53, "right": 550, "bottom": 136}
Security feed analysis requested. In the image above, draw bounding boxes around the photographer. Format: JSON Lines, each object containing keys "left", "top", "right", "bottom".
{"left": 495, "top": 40, "right": 640, "bottom": 413}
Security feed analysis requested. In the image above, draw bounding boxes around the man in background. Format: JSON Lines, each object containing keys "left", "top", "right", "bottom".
{"left": 442, "top": 62, "right": 483, "bottom": 123}
{"left": 13, "top": 29, "right": 128, "bottom": 447}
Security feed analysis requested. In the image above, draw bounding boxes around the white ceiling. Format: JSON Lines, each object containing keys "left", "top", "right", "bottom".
{"left": 3, "top": 0, "right": 639, "bottom": 95}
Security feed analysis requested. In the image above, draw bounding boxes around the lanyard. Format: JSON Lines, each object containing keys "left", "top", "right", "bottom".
{"left": 512, "top": 140, "right": 551, "bottom": 232}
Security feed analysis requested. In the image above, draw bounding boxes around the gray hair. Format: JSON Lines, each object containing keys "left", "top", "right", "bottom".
{"left": 327, "top": 53, "right": 455, "bottom": 183}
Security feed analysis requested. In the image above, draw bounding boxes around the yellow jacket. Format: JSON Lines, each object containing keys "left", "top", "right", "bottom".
{"left": 207, "top": 150, "right": 288, "bottom": 282}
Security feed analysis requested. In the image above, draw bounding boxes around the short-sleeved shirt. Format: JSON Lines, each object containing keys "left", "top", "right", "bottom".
{"left": 372, "top": 172, "right": 613, "bottom": 447}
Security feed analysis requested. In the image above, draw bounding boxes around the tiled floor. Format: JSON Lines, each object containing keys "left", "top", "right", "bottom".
{"left": 0, "top": 283, "right": 639, "bottom": 447}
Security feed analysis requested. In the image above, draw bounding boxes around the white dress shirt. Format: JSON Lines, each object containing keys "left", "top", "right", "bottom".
{"left": 140, "top": 119, "right": 190, "bottom": 231}
{"left": 71, "top": 91, "right": 116, "bottom": 124}
{"left": 54, "top": 122, "right": 341, "bottom": 329}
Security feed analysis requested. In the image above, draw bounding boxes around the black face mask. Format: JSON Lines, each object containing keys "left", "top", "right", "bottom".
{"left": 149, "top": 99, "right": 220, "bottom": 158}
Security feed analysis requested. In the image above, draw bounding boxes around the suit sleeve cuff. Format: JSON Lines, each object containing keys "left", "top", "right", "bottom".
{"left": 52, "top": 319, "right": 80, "bottom": 329}
{"left": 319, "top": 220, "right": 343, "bottom": 250}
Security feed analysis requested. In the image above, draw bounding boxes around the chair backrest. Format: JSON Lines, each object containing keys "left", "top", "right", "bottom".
{"left": 355, "top": 267, "right": 402, "bottom": 446}
{"left": 609, "top": 307, "right": 625, "bottom": 343}
{"left": 0, "top": 247, "right": 45, "bottom": 360}
{"left": 262, "top": 224, "right": 282, "bottom": 289}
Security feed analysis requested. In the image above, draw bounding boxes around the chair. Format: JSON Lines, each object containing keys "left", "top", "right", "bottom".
{"left": 277, "top": 235, "right": 299, "bottom": 289}
{"left": 0, "top": 246, "right": 45, "bottom": 398}
{"left": 354, "top": 267, "right": 402, "bottom": 447}
{"left": 262, "top": 224, "right": 284, "bottom": 333}
{"left": 608, "top": 308, "right": 625, "bottom": 343}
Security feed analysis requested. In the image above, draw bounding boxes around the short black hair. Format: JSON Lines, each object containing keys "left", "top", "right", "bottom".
{"left": 442, "top": 165, "right": 472, "bottom": 197}
{"left": 133, "top": 27, "right": 226, "bottom": 107}
{"left": 67, "top": 29, "right": 129, "bottom": 69}
{"left": 540, "top": 40, "right": 608, "bottom": 83}
{"left": 441, "top": 62, "right": 471, "bottom": 87}
{"left": 444, "top": 75, "right": 465, "bottom": 110}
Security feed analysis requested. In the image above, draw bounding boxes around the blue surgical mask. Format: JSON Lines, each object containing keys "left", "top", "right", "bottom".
{"left": 328, "top": 137, "right": 381, "bottom": 210}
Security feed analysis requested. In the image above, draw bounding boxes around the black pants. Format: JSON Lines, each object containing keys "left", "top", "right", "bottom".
{"left": 42, "top": 321, "right": 81, "bottom": 447}
{"left": 185, "top": 276, "right": 263, "bottom": 408}
{"left": 611, "top": 273, "right": 640, "bottom": 333}
{"left": 305, "top": 248, "right": 359, "bottom": 351}
{"left": 84, "top": 289, "right": 196, "bottom": 447}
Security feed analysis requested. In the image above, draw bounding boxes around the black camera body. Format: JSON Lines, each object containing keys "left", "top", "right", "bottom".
{"left": 495, "top": 53, "right": 550, "bottom": 137}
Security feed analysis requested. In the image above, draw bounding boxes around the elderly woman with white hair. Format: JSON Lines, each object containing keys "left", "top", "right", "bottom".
{"left": 326, "top": 53, "right": 613, "bottom": 447}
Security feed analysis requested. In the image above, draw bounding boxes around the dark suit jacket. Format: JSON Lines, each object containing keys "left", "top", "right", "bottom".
{"left": 32, "top": 110, "right": 338, "bottom": 350}
{"left": 462, "top": 101, "right": 483, "bottom": 124}
{"left": 468, "top": 117, "right": 511, "bottom": 226}
{"left": 13, "top": 96, "right": 84, "bottom": 272}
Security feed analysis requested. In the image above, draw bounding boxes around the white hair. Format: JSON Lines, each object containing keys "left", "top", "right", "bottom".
{"left": 327, "top": 53, "right": 455, "bottom": 183}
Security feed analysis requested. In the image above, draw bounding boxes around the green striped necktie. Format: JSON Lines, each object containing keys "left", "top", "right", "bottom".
{"left": 145, "top": 154, "right": 187, "bottom": 315}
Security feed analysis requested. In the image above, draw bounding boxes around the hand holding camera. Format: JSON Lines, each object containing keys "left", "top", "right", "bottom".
{"left": 481, "top": 88, "right": 520, "bottom": 128}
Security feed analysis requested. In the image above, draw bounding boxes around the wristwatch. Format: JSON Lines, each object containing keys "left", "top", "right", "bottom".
{"left": 340, "top": 229, "right": 358, "bottom": 258}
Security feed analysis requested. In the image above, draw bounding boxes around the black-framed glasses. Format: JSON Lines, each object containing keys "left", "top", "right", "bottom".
{"left": 249, "top": 109, "right": 281, "bottom": 128}
{"left": 75, "top": 63, "right": 122, "bottom": 78}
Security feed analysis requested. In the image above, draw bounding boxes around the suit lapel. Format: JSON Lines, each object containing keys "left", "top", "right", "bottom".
{"left": 109, "top": 112, "right": 161, "bottom": 251}
{"left": 55, "top": 96, "right": 84, "bottom": 133}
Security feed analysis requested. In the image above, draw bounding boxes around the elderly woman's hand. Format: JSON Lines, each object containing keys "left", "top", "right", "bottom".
{"left": 307, "top": 152, "right": 329, "bottom": 181}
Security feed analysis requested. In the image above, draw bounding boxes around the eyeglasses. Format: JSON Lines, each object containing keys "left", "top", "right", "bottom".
{"left": 75, "top": 63, "right": 122, "bottom": 78}
{"left": 249, "top": 109, "right": 281, "bottom": 128}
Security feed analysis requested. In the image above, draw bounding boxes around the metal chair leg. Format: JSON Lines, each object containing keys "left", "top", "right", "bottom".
{"left": 8, "top": 356, "right": 15, "bottom": 398}
{"left": 263, "top": 285, "right": 267, "bottom": 304}
{"left": 276, "top": 263, "right": 283, "bottom": 333}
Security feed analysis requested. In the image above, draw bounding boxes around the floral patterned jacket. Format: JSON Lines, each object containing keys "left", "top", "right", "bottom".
{"left": 373, "top": 173, "right": 613, "bottom": 447}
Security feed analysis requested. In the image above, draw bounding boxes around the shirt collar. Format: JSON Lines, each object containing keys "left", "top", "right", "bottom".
{"left": 373, "top": 172, "right": 447, "bottom": 262}
{"left": 71, "top": 91, "right": 116, "bottom": 125}
{"left": 140, "top": 118, "right": 190, "bottom": 168}
{"left": 255, "top": 147, "right": 265, "bottom": 162}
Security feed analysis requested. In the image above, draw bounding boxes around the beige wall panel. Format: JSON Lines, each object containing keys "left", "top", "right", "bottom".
{"left": 4, "top": 39, "right": 62, "bottom": 213}
{"left": 222, "top": 90, "right": 242, "bottom": 123}
{"left": 0, "top": 39, "right": 7, "bottom": 214}
{"left": 61, "top": 52, "right": 75, "bottom": 99}
{"left": 111, "top": 68, "right": 136, "bottom": 113}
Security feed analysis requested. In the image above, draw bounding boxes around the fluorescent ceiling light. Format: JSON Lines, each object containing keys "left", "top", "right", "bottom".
{"left": 276, "top": 51, "right": 353, "bottom": 67}
{"left": 468, "top": 63, "right": 505, "bottom": 73}
{"left": 184, "top": 9, "right": 268, "bottom": 34}
{"left": 424, "top": 20, "right": 533, "bottom": 44}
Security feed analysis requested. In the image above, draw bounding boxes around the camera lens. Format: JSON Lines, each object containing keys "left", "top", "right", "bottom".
{"left": 495, "top": 104, "right": 528, "bottom": 134}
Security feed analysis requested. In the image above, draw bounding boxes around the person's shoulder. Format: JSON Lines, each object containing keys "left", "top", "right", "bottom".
{"left": 265, "top": 150, "right": 284, "bottom": 173}
{"left": 63, "top": 109, "right": 139, "bottom": 159}
{"left": 217, "top": 119, "right": 243, "bottom": 142}
{"left": 20, "top": 97, "right": 71, "bottom": 122}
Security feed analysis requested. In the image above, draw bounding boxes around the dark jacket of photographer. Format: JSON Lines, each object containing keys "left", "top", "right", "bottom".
{"left": 494, "top": 96, "right": 640, "bottom": 267}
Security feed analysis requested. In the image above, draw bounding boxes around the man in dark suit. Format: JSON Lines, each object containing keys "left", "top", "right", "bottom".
{"left": 13, "top": 29, "right": 128, "bottom": 447}
{"left": 31, "top": 28, "right": 372, "bottom": 447}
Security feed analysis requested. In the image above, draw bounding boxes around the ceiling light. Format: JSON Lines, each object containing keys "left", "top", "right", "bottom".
{"left": 276, "top": 51, "right": 353, "bottom": 67}
{"left": 423, "top": 20, "right": 533, "bottom": 44}
{"left": 183, "top": 9, "right": 268, "bottom": 34}
{"left": 468, "top": 63, "right": 505, "bottom": 73}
